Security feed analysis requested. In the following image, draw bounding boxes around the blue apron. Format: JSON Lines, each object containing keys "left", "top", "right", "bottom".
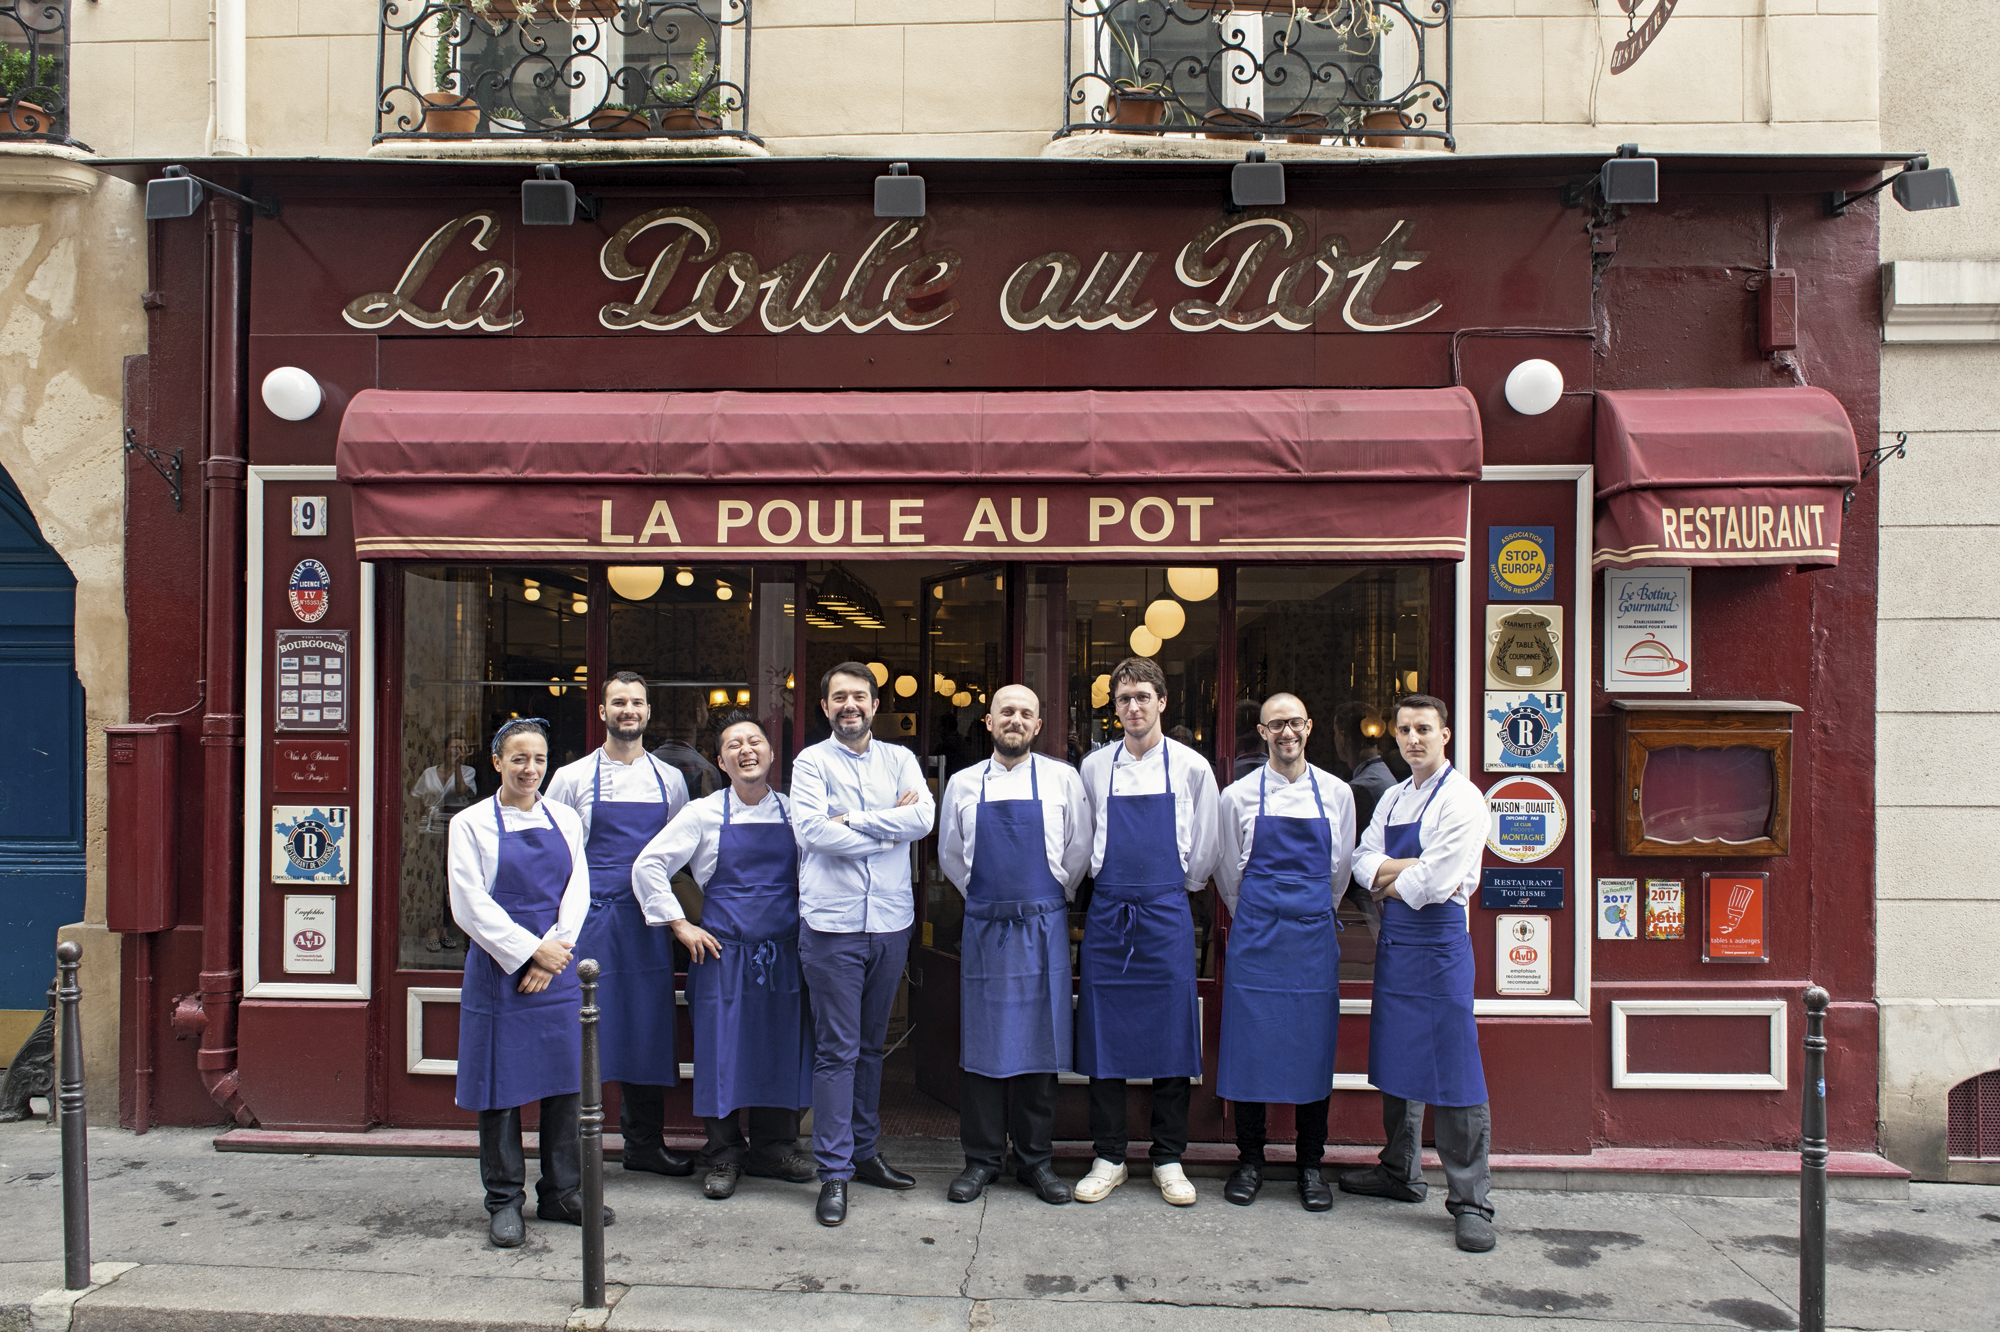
{"left": 456, "top": 797, "right": 582, "bottom": 1112}
{"left": 1366, "top": 766, "right": 1488, "bottom": 1108}
{"left": 686, "top": 790, "right": 813, "bottom": 1119}
{"left": 960, "top": 758, "right": 1073, "bottom": 1079}
{"left": 1075, "top": 745, "right": 1202, "bottom": 1080}
{"left": 576, "top": 754, "right": 679, "bottom": 1087}
{"left": 1217, "top": 768, "right": 1340, "bottom": 1105}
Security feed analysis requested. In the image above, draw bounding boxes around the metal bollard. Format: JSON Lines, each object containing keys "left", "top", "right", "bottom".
{"left": 57, "top": 941, "right": 91, "bottom": 1291}
{"left": 578, "top": 958, "right": 606, "bottom": 1311}
{"left": 1799, "top": 985, "right": 1829, "bottom": 1332}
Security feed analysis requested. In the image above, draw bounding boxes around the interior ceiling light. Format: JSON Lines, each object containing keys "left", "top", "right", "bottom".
{"left": 1129, "top": 625, "right": 1162, "bottom": 657}
{"left": 894, "top": 674, "right": 918, "bottom": 698}
{"left": 607, "top": 566, "right": 664, "bottom": 600}
{"left": 866, "top": 662, "right": 890, "bottom": 686}
{"left": 735, "top": 689, "right": 751, "bottom": 705}
{"left": 1166, "top": 568, "right": 1218, "bottom": 601}
{"left": 708, "top": 688, "right": 729, "bottom": 707}
{"left": 715, "top": 582, "right": 734, "bottom": 601}
{"left": 951, "top": 690, "right": 972, "bottom": 707}
{"left": 676, "top": 568, "right": 695, "bottom": 587}
{"left": 524, "top": 586, "right": 541, "bottom": 602}
{"left": 1144, "top": 598, "right": 1187, "bottom": 640}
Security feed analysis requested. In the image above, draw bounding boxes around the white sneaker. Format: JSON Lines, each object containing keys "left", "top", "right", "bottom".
{"left": 1073, "top": 1157, "right": 1128, "bottom": 1203}
{"left": 1153, "top": 1163, "right": 1197, "bottom": 1207}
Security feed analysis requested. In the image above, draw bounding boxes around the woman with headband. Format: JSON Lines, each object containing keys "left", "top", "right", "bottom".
{"left": 448, "top": 717, "right": 609, "bottom": 1248}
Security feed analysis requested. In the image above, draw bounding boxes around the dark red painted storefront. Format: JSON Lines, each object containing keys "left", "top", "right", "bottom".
{"left": 111, "top": 154, "right": 1888, "bottom": 1155}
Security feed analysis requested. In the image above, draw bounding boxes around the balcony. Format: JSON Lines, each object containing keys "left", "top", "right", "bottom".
{"left": 1, "top": 0, "right": 73, "bottom": 147}
{"left": 1060, "top": 1, "right": 1452, "bottom": 150}
{"left": 376, "top": 0, "right": 756, "bottom": 147}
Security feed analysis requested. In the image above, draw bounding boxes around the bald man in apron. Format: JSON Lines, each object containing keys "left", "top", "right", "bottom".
{"left": 1344, "top": 695, "right": 1497, "bottom": 1253}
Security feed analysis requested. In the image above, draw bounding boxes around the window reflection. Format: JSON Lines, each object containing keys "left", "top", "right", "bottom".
{"left": 1063, "top": 566, "right": 1220, "bottom": 766}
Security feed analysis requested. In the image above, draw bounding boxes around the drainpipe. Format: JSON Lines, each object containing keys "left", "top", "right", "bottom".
{"left": 211, "top": 0, "right": 249, "bottom": 156}
{"left": 194, "top": 195, "right": 254, "bottom": 1125}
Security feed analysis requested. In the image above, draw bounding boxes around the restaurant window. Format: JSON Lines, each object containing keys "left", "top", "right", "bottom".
{"left": 1234, "top": 565, "right": 1430, "bottom": 980}
{"left": 1064, "top": 566, "right": 1221, "bottom": 765}
{"left": 398, "top": 565, "right": 590, "bottom": 970}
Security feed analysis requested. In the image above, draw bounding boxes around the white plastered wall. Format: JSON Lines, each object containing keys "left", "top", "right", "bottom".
{"left": 1875, "top": 0, "right": 2000, "bottom": 1182}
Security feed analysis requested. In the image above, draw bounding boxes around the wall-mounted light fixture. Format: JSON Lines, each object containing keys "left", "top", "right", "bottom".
{"left": 1829, "top": 156, "right": 1961, "bottom": 216}
{"left": 1503, "top": 359, "right": 1564, "bottom": 416}
{"left": 260, "top": 366, "right": 322, "bottom": 421}
{"left": 522, "top": 164, "right": 599, "bottom": 227}
{"left": 1561, "top": 143, "right": 1657, "bottom": 209}
{"left": 144, "top": 165, "right": 279, "bottom": 221}
{"left": 875, "top": 162, "right": 925, "bottom": 218}
{"left": 1231, "top": 149, "right": 1285, "bottom": 209}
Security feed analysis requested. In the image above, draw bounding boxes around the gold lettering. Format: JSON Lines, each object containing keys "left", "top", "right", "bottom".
{"left": 758, "top": 500, "right": 803, "bottom": 544}
{"left": 1693, "top": 508, "right": 1711, "bottom": 549}
{"left": 1130, "top": 497, "right": 1174, "bottom": 542}
{"left": 808, "top": 499, "right": 845, "bottom": 544}
{"left": 717, "top": 501, "right": 753, "bottom": 543}
{"left": 851, "top": 500, "right": 885, "bottom": 544}
{"left": 1009, "top": 497, "right": 1048, "bottom": 543}
{"left": 1089, "top": 498, "right": 1125, "bottom": 542}
{"left": 1775, "top": 505, "right": 1792, "bottom": 547}
{"left": 1810, "top": 504, "right": 1826, "bottom": 546}
{"left": 638, "top": 501, "right": 681, "bottom": 545}
{"left": 1723, "top": 507, "right": 1742, "bottom": 550}
{"left": 600, "top": 499, "right": 635, "bottom": 545}
{"left": 963, "top": 498, "right": 1006, "bottom": 542}
{"left": 1176, "top": 497, "right": 1214, "bottom": 542}
{"left": 1661, "top": 506, "right": 1680, "bottom": 547}
{"left": 1757, "top": 506, "right": 1776, "bottom": 550}
{"left": 889, "top": 499, "right": 925, "bottom": 544}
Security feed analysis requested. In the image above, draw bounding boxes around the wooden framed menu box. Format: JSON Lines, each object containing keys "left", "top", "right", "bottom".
{"left": 1613, "top": 701, "right": 1800, "bottom": 857}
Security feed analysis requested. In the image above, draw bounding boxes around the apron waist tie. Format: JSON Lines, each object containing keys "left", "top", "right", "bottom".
{"left": 748, "top": 939, "right": 780, "bottom": 989}
{"left": 1112, "top": 900, "right": 1141, "bottom": 974}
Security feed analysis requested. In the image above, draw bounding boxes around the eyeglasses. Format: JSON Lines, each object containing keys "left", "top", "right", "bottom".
{"left": 1259, "top": 717, "right": 1309, "bottom": 734}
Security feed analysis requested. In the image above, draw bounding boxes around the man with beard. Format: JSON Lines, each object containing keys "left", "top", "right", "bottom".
{"left": 789, "top": 662, "right": 936, "bottom": 1226}
{"left": 546, "top": 671, "right": 696, "bottom": 1180}
{"left": 633, "top": 713, "right": 817, "bottom": 1201}
{"left": 1073, "top": 656, "right": 1221, "bottom": 1209}
{"left": 937, "top": 685, "right": 1091, "bottom": 1206}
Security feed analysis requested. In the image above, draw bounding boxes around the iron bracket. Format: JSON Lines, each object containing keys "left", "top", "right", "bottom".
{"left": 124, "top": 427, "right": 183, "bottom": 512}
{"left": 1845, "top": 431, "right": 1907, "bottom": 513}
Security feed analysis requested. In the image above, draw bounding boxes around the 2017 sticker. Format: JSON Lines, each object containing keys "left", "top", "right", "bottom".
{"left": 288, "top": 559, "right": 331, "bottom": 623}
{"left": 271, "top": 805, "right": 349, "bottom": 884}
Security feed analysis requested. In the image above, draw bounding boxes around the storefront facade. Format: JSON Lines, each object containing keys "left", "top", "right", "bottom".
{"left": 113, "top": 153, "right": 1886, "bottom": 1155}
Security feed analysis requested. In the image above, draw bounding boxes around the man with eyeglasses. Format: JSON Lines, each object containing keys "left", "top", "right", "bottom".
{"left": 1213, "top": 693, "right": 1356, "bottom": 1212}
{"left": 1073, "top": 657, "right": 1221, "bottom": 1209}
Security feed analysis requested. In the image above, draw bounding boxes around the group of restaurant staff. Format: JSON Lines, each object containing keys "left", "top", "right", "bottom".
{"left": 447, "top": 659, "right": 1498, "bottom": 1255}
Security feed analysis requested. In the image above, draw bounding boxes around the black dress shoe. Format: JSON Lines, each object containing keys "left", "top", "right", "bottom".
{"left": 1298, "top": 1166, "right": 1333, "bottom": 1212}
{"left": 816, "top": 1179, "right": 847, "bottom": 1226}
{"left": 948, "top": 1164, "right": 1000, "bottom": 1203}
{"left": 622, "top": 1141, "right": 696, "bottom": 1177}
{"left": 1337, "top": 1165, "right": 1425, "bottom": 1202}
{"left": 488, "top": 1206, "right": 524, "bottom": 1248}
{"left": 1223, "top": 1163, "right": 1263, "bottom": 1206}
{"left": 704, "top": 1163, "right": 741, "bottom": 1200}
{"left": 1455, "top": 1211, "right": 1497, "bottom": 1252}
{"left": 536, "top": 1196, "right": 616, "bottom": 1226}
{"left": 744, "top": 1149, "right": 818, "bottom": 1184}
{"left": 1015, "top": 1164, "right": 1072, "bottom": 1205}
{"left": 854, "top": 1154, "right": 917, "bottom": 1190}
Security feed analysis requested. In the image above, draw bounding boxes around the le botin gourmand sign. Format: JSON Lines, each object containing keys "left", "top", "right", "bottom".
{"left": 256, "top": 193, "right": 1591, "bottom": 345}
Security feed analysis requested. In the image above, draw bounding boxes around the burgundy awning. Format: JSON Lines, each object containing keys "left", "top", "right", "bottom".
{"left": 1592, "top": 387, "right": 1860, "bottom": 571}
{"left": 336, "top": 388, "right": 1483, "bottom": 564}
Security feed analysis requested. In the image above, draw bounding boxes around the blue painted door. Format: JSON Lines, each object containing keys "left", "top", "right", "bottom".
{"left": 0, "top": 464, "right": 83, "bottom": 1011}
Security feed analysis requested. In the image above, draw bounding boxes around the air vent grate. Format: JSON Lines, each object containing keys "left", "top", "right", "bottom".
{"left": 1946, "top": 1069, "right": 2000, "bottom": 1160}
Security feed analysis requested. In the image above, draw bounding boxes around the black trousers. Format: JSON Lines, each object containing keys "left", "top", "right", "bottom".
{"left": 477, "top": 1094, "right": 580, "bottom": 1215}
{"left": 1379, "top": 1094, "right": 1493, "bottom": 1220}
{"left": 961, "top": 1070, "right": 1059, "bottom": 1172}
{"left": 1088, "top": 1076, "right": 1191, "bottom": 1167}
{"left": 1233, "top": 1096, "right": 1331, "bottom": 1167}
{"left": 702, "top": 1107, "right": 802, "bottom": 1166}
{"left": 618, "top": 1082, "right": 668, "bottom": 1151}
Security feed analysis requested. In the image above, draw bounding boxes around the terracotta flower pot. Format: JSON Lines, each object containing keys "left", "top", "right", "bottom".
{"left": 423, "top": 93, "right": 480, "bottom": 134}
{"left": 1279, "top": 111, "right": 1330, "bottom": 144}
{"left": 1358, "top": 109, "right": 1423, "bottom": 150}
{"left": 2, "top": 100, "right": 50, "bottom": 135}
{"left": 1106, "top": 88, "right": 1168, "bottom": 132}
{"left": 588, "top": 107, "right": 648, "bottom": 134}
{"left": 659, "top": 107, "right": 722, "bottom": 134}
{"left": 1201, "top": 107, "right": 1263, "bottom": 141}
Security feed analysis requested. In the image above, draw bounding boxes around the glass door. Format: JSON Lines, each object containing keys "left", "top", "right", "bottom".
{"left": 909, "top": 565, "right": 1009, "bottom": 1106}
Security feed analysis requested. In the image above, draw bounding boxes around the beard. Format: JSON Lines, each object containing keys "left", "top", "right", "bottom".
{"left": 992, "top": 729, "right": 1033, "bottom": 759}
{"left": 830, "top": 708, "right": 870, "bottom": 738}
{"left": 607, "top": 718, "right": 647, "bottom": 743}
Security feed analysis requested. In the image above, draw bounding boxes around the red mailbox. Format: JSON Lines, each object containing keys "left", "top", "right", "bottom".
{"left": 106, "top": 723, "right": 179, "bottom": 933}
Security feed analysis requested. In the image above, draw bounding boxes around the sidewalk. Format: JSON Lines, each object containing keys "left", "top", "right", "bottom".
{"left": 3, "top": 1120, "right": 1995, "bottom": 1332}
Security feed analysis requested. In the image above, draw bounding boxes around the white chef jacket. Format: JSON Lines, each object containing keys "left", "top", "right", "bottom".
{"left": 938, "top": 754, "right": 1093, "bottom": 900}
{"left": 630, "top": 787, "right": 793, "bottom": 925}
{"left": 447, "top": 794, "right": 591, "bottom": 974}
{"left": 1078, "top": 735, "right": 1222, "bottom": 894}
{"left": 544, "top": 748, "right": 690, "bottom": 840}
{"left": 1214, "top": 762, "right": 1358, "bottom": 914}
{"left": 1349, "top": 764, "right": 1486, "bottom": 909}
{"left": 412, "top": 763, "right": 478, "bottom": 833}
{"left": 789, "top": 736, "right": 936, "bottom": 934}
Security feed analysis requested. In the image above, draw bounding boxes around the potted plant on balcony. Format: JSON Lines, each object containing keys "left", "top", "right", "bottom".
{"left": 1101, "top": 21, "right": 1173, "bottom": 131}
{"left": 588, "top": 103, "right": 649, "bottom": 134}
{"left": 652, "top": 37, "right": 724, "bottom": 133}
{"left": 424, "top": 11, "right": 481, "bottom": 132}
{"left": 0, "top": 49, "right": 59, "bottom": 135}
{"left": 469, "top": 0, "right": 625, "bottom": 21}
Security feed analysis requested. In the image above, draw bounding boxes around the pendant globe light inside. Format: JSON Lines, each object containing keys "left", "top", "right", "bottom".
{"left": 866, "top": 661, "right": 889, "bottom": 686}
{"left": 1144, "top": 598, "right": 1187, "bottom": 640}
{"left": 894, "top": 674, "right": 918, "bottom": 698}
{"left": 1129, "top": 625, "right": 1161, "bottom": 657}
{"left": 606, "top": 566, "right": 664, "bottom": 600}
{"left": 951, "top": 690, "right": 971, "bottom": 707}
{"left": 1166, "top": 567, "right": 1218, "bottom": 602}
{"left": 675, "top": 568, "right": 694, "bottom": 587}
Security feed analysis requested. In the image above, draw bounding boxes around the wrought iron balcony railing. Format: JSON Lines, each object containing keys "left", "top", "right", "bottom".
{"left": 377, "top": 0, "right": 755, "bottom": 143}
{"left": 1, "top": 1, "right": 74, "bottom": 147}
{"left": 1060, "top": 0, "right": 1451, "bottom": 149}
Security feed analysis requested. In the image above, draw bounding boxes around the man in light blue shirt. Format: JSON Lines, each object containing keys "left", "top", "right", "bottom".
{"left": 789, "top": 661, "right": 935, "bottom": 1226}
